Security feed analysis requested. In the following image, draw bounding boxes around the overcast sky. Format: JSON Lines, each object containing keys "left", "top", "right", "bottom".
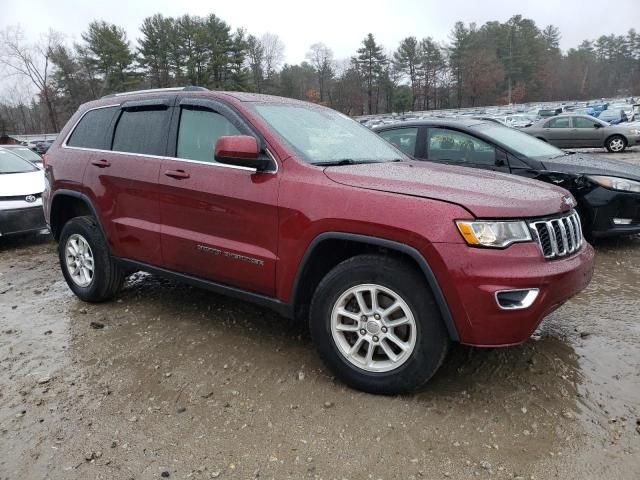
{"left": 4, "top": 0, "right": 640, "bottom": 64}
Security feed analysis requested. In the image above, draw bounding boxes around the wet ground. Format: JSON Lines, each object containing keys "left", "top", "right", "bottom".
{"left": 1, "top": 149, "right": 639, "bottom": 480}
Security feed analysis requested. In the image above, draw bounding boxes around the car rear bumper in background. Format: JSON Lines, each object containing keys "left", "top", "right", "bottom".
{"left": 580, "top": 186, "right": 640, "bottom": 238}
{"left": 429, "top": 241, "right": 595, "bottom": 347}
{"left": 0, "top": 204, "right": 48, "bottom": 236}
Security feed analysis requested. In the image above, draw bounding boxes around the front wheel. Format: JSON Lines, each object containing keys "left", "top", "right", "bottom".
{"left": 309, "top": 255, "right": 449, "bottom": 394}
{"left": 58, "top": 216, "right": 124, "bottom": 302}
{"left": 605, "top": 135, "right": 627, "bottom": 153}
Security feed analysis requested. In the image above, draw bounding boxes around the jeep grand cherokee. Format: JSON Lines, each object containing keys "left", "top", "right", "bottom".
{"left": 44, "top": 87, "right": 594, "bottom": 394}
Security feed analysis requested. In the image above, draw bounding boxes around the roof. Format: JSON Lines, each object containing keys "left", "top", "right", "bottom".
{"left": 372, "top": 118, "right": 488, "bottom": 131}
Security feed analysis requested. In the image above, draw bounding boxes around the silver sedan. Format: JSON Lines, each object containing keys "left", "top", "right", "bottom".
{"left": 521, "top": 114, "right": 640, "bottom": 152}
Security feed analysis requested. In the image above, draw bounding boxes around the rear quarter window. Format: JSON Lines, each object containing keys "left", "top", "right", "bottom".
{"left": 66, "top": 106, "right": 117, "bottom": 149}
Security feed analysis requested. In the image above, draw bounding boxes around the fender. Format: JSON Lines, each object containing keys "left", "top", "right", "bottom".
{"left": 291, "top": 232, "right": 459, "bottom": 342}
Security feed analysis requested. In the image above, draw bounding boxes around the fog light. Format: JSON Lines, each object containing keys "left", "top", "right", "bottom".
{"left": 613, "top": 218, "right": 633, "bottom": 225}
{"left": 495, "top": 289, "right": 539, "bottom": 310}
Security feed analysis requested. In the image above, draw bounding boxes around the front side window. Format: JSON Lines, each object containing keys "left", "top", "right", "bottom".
{"left": 67, "top": 106, "right": 117, "bottom": 149}
{"left": 545, "top": 117, "right": 570, "bottom": 128}
{"left": 427, "top": 128, "right": 495, "bottom": 165}
{"left": 573, "top": 116, "right": 597, "bottom": 128}
{"left": 112, "top": 107, "right": 169, "bottom": 156}
{"left": 248, "top": 103, "right": 407, "bottom": 165}
{"left": 177, "top": 108, "right": 241, "bottom": 163}
{"left": 378, "top": 128, "right": 418, "bottom": 156}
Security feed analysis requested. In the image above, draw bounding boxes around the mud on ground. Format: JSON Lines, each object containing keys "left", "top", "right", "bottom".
{"left": 1, "top": 150, "right": 639, "bottom": 480}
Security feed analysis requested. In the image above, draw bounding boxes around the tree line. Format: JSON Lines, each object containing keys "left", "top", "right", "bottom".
{"left": 1, "top": 13, "right": 639, "bottom": 135}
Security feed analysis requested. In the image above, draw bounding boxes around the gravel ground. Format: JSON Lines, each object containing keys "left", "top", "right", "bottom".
{"left": 1, "top": 149, "right": 639, "bottom": 480}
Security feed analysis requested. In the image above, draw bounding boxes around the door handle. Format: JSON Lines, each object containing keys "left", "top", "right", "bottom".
{"left": 91, "top": 159, "right": 111, "bottom": 168}
{"left": 164, "top": 169, "right": 190, "bottom": 179}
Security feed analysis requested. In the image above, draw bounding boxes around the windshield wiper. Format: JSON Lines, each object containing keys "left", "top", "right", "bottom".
{"left": 314, "top": 158, "right": 404, "bottom": 167}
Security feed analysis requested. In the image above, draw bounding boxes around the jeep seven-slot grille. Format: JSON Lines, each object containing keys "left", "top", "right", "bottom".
{"left": 529, "top": 211, "right": 583, "bottom": 259}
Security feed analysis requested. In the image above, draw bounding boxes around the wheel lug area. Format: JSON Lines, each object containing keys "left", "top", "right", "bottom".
{"left": 361, "top": 315, "right": 367, "bottom": 322}
{"left": 360, "top": 329, "right": 366, "bottom": 336}
{"left": 374, "top": 314, "right": 381, "bottom": 320}
{"left": 381, "top": 327, "right": 388, "bottom": 333}
{"left": 372, "top": 336, "right": 379, "bottom": 343}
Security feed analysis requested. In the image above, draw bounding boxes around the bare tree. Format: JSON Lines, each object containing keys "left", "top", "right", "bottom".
{"left": 260, "top": 33, "right": 285, "bottom": 80}
{"left": 0, "top": 26, "right": 62, "bottom": 132}
{"left": 306, "top": 42, "right": 334, "bottom": 102}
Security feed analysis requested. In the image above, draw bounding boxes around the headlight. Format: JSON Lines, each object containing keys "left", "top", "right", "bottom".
{"left": 456, "top": 220, "right": 532, "bottom": 248}
{"left": 587, "top": 175, "right": 640, "bottom": 193}
{"left": 628, "top": 128, "right": 640, "bottom": 135}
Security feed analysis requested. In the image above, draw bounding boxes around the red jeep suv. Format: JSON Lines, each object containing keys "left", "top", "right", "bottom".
{"left": 44, "top": 87, "right": 594, "bottom": 394}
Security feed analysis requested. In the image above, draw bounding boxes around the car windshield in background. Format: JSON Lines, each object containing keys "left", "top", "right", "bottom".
{"left": 250, "top": 103, "right": 408, "bottom": 165}
{"left": 473, "top": 123, "right": 566, "bottom": 160}
{"left": 3, "top": 146, "right": 42, "bottom": 162}
{"left": 0, "top": 149, "right": 38, "bottom": 174}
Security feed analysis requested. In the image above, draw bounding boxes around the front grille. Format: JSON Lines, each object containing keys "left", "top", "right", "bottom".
{"left": 530, "top": 210, "right": 583, "bottom": 259}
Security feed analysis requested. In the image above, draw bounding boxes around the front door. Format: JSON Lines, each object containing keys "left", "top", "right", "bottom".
{"left": 423, "top": 127, "right": 509, "bottom": 173}
{"left": 571, "top": 116, "right": 605, "bottom": 147}
{"left": 158, "top": 100, "right": 279, "bottom": 296}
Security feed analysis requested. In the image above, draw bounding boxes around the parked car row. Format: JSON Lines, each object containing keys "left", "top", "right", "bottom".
{"left": 375, "top": 118, "right": 640, "bottom": 238}
{"left": 40, "top": 87, "right": 598, "bottom": 395}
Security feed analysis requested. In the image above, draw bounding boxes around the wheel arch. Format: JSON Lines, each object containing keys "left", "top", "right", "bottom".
{"left": 604, "top": 133, "right": 627, "bottom": 147}
{"left": 290, "top": 232, "right": 459, "bottom": 342}
{"left": 50, "top": 190, "right": 106, "bottom": 243}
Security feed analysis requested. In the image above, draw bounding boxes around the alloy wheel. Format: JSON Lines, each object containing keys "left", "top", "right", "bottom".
{"left": 65, "top": 234, "right": 95, "bottom": 287}
{"left": 330, "top": 283, "right": 417, "bottom": 372}
{"left": 609, "top": 138, "right": 625, "bottom": 152}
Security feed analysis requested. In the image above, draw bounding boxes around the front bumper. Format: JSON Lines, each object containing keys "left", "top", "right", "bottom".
{"left": 0, "top": 203, "right": 47, "bottom": 236}
{"left": 430, "top": 241, "right": 595, "bottom": 347}
{"left": 580, "top": 186, "right": 640, "bottom": 238}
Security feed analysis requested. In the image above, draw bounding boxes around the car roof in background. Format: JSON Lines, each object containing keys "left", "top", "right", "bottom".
{"left": 373, "top": 118, "right": 487, "bottom": 130}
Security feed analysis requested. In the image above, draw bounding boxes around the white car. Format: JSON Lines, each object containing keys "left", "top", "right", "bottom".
{"left": 0, "top": 149, "right": 47, "bottom": 237}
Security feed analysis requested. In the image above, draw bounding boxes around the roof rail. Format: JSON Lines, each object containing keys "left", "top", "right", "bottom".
{"left": 101, "top": 86, "right": 208, "bottom": 99}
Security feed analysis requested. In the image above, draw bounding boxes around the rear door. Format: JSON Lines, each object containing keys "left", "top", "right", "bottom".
{"left": 542, "top": 117, "right": 572, "bottom": 147}
{"left": 571, "top": 116, "right": 605, "bottom": 147}
{"left": 158, "top": 98, "right": 279, "bottom": 296}
{"left": 423, "top": 127, "right": 509, "bottom": 173}
{"left": 82, "top": 98, "right": 171, "bottom": 265}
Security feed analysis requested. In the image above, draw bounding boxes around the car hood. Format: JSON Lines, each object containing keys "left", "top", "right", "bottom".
{"left": 324, "top": 161, "right": 573, "bottom": 218}
{"left": 0, "top": 170, "right": 45, "bottom": 196}
{"left": 542, "top": 153, "right": 640, "bottom": 182}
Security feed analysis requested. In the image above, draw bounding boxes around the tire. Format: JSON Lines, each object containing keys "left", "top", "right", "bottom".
{"left": 58, "top": 216, "right": 124, "bottom": 302}
{"left": 309, "top": 254, "right": 449, "bottom": 394}
{"left": 605, "top": 135, "right": 627, "bottom": 153}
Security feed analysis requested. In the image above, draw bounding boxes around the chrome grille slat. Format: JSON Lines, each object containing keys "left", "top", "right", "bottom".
{"left": 529, "top": 211, "right": 583, "bottom": 259}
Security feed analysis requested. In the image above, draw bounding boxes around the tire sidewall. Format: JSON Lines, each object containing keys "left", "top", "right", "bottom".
{"left": 310, "top": 258, "right": 448, "bottom": 394}
{"left": 58, "top": 217, "right": 114, "bottom": 302}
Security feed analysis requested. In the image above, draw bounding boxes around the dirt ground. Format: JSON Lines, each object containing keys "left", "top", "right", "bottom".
{"left": 1, "top": 149, "right": 639, "bottom": 480}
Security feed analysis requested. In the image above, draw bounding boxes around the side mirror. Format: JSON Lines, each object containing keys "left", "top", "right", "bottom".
{"left": 214, "top": 135, "right": 271, "bottom": 171}
{"left": 593, "top": 123, "right": 601, "bottom": 129}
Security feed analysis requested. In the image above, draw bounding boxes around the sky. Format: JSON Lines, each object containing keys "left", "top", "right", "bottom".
{"left": 4, "top": 0, "right": 640, "bottom": 66}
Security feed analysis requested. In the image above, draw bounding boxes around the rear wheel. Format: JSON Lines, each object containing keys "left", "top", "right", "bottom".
{"left": 605, "top": 135, "right": 626, "bottom": 153}
{"left": 309, "top": 255, "right": 449, "bottom": 394}
{"left": 58, "top": 216, "right": 124, "bottom": 302}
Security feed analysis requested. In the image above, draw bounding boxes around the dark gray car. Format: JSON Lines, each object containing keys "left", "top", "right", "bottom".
{"left": 521, "top": 114, "right": 640, "bottom": 152}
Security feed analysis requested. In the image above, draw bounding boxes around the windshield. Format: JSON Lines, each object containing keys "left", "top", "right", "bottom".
{"left": 0, "top": 149, "right": 38, "bottom": 174}
{"left": 3, "top": 146, "right": 42, "bottom": 162}
{"left": 249, "top": 103, "right": 408, "bottom": 164}
{"left": 473, "top": 123, "right": 566, "bottom": 160}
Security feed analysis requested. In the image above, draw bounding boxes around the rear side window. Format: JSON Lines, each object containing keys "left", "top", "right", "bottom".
{"left": 66, "top": 106, "right": 117, "bottom": 149}
{"left": 176, "top": 108, "right": 241, "bottom": 163}
{"left": 112, "top": 107, "right": 169, "bottom": 156}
